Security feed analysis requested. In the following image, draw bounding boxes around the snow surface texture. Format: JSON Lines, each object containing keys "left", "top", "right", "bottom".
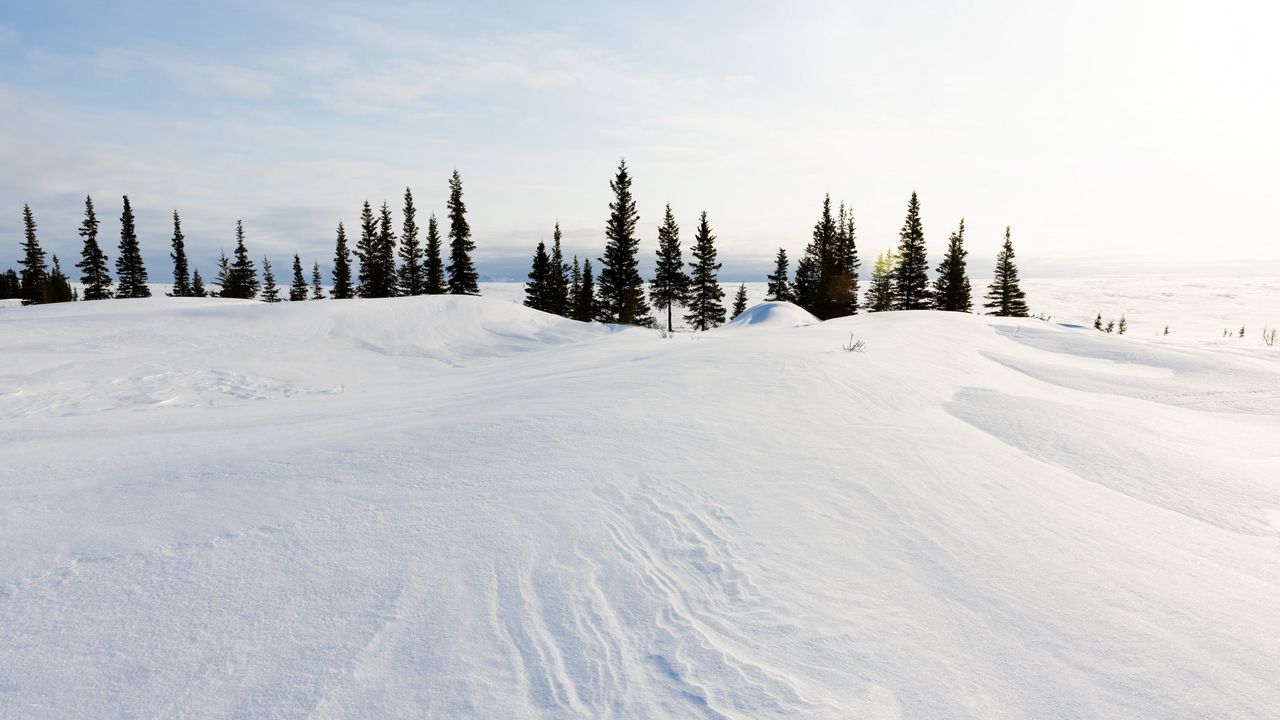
{"left": 2, "top": 295, "right": 1280, "bottom": 718}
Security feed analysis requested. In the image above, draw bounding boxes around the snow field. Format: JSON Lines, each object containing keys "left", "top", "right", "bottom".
{"left": 1, "top": 293, "right": 1279, "bottom": 718}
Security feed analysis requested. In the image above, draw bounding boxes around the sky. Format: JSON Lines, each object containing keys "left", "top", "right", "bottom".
{"left": 1, "top": 0, "right": 1278, "bottom": 281}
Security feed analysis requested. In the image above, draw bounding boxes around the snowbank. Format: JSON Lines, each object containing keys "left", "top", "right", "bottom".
{"left": 722, "top": 301, "right": 819, "bottom": 329}
{"left": 2, "top": 296, "right": 1279, "bottom": 718}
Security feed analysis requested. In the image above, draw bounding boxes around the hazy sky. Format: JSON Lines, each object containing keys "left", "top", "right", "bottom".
{"left": 1, "top": 0, "right": 1277, "bottom": 280}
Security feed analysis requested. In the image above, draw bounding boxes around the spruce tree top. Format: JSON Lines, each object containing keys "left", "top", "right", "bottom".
{"left": 892, "top": 191, "right": 931, "bottom": 310}
{"left": 446, "top": 169, "right": 480, "bottom": 295}
{"left": 596, "top": 159, "right": 652, "bottom": 325}
{"left": 983, "top": 226, "right": 1029, "bottom": 317}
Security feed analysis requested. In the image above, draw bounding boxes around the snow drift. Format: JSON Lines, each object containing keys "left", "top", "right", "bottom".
{"left": 2, "top": 296, "right": 1279, "bottom": 719}
{"left": 721, "top": 301, "right": 819, "bottom": 329}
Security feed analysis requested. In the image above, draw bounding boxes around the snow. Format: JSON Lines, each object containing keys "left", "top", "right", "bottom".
{"left": 2, "top": 291, "right": 1279, "bottom": 718}
{"left": 720, "top": 301, "right": 819, "bottom": 329}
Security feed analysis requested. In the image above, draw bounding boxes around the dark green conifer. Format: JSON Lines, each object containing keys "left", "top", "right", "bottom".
{"left": 933, "top": 219, "right": 973, "bottom": 312}
{"left": 575, "top": 257, "right": 597, "bottom": 322}
{"left": 289, "top": 253, "right": 308, "bottom": 301}
{"left": 397, "top": 187, "right": 424, "bottom": 295}
{"left": 214, "top": 251, "right": 231, "bottom": 295}
{"left": 867, "top": 250, "right": 897, "bottom": 312}
{"left": 596, "top": 159, "right": 652, "bottom": 325}
{"left": 76, "top": 196, "right": 112, "bottom": 300}
{"left": 891, "top": 191, "right": 930, "bottom": 310}
{"left": 169, "top": 210, "right": 192, "bottom": 297}
{"left": 17, "top": 204, "right": 47, "bottom": 306}
{"left": 0, "top": 268, "right": 19, "bottom": 299}
{"left": 731, "top": 283, "right": 749, "bottom": 318}
{"left": 356, "top": 201, "right": 380, "bottom": 297}
{"left": 376, "top": 201, "right": 398, "bottom": 297}
{"left": 311, "top": 261, "right": 326, "bottom": 299}
{"left": 524, "top": 240, "right": 551, "bottom": 311}
{"left": 684, "top": 211, "right": 725, "bottom": 331}
{"left": 115, "top": 196, "right": 151, "bottom": 298}
{"left": 224, "top": 220, "right": 259, "bottom": 299}
{"left": 445, "top": 170, "right": 479, "bottom": 295}
{"left": 331, "top": 222, "right": 354, "bottom": 299}
{"left": 649, "top": 204, "right": 690, "bottom": 332}
{"left": 192, "top": 268, "right": 206, "bottom": 297}
{"left": 983, "top": 227, "right": 1029, "bottom": 317}
{"left": 830, "top": 202, "right": 860, "bottom": 316}
{"left": 423, "top": 212, "right": 445, "bottom": 294}
{"left": 545, "top": 223, "right": 570, "bottom": 316}
{"left": 45, "top": 255, "right": 74, "bottom": 303}
{"left": 569, "top": 255, "right": 582, "bottom": 310}
{"left": 765, "top": 247, "right": 793, "bottom": 303}
{"left": 260, "top": 256, "right": 281, "bottom": 302}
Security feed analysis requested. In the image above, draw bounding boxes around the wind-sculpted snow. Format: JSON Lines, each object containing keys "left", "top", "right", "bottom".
{"left": 2, "top": 298, "right": 1279, "bottom": 718}
{"left": 720, "top": 301, "right": 819, "bottom": 329}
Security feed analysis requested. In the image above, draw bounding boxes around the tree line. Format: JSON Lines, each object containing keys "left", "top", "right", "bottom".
{"left": 3, "top": 170, "right": 479, "bottom": 306}
{"left": 523, "top": 162, "right": 1029, "bottom": 330}
{"left": 6, "top": 160, "right": 1029, "bottom": 325}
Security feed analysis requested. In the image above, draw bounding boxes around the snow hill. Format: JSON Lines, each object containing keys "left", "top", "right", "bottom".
{"left": 2, "top": 296, "right": 1279, "bottom": 718}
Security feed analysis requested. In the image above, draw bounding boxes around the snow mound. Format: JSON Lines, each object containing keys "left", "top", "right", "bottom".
{"left": 722, "top": 301, "right": 819, "bottom": 329}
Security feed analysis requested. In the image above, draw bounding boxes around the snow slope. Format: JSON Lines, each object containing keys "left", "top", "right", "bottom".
{"left": 2, "top": 296, "right": 1279, "bottom": 718}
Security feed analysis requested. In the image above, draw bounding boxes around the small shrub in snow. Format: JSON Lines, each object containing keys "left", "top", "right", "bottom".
{"left": 841, "top": 333, "right": 866, "bottom": 352}
{"left": 1264, "top": 327, "right": 1278, "bottom": 347}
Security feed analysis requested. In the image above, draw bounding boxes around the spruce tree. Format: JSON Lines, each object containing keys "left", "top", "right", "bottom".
{"left": 260, "top": 256, "right": 281, "bottom": 302}
{"left": 331, "top": 222, "right": 354, "bottom": 299}
{"left": 192, "top": 268, "right": 206, "bottom": 297}
{"left": 891, "top": 191, "right": 930, "bottom": 310}
{"left": 649, "top": 204, "right": 690, "bottom": 332}
{"left": 376, "top": 201, "right": 398, "bottom": 297}
{"left": 684, "top": 211, "right": 725, "bottom": 331}
{"left": 983, "top": 226, "right": 1029, "bottom": 317}
{"left": 356, "top": 201, "right": 380, "bottom": 297}
{"left": 115, "top": 195, "right": 151, "bottom": 298}
{"left": 289, "top": 253, "right": 308, "bottom": 301}
{"left": 933, "top": 219, "right": 973, "bottom": 312}
{"left": 793, "top": 253, "right": 818, "bottom": 313}
{"left": 731, "top": 283, "right": 749, "bottom": 318}
{"left": 445, "top": 170, "right": 479, "bottom": 295}
{"left": 19, "top": 204, "right": 47, "bottom": 305}
{"left": 765, "top": 247, "right": 793, "bottom": 303}
{"left": 311, "top": 261, "right": 326, "bottom": 299}
{"left": 215, "top": 251, "right": 231, "bottom": 296}
{"left": 76, "top": 195, "right": 113, "bottom": 300}
{"left": 545, "top": 223, "right": 570, "bottom": 316}
{"left": 575, "top": 257, "right": 597, "bottom": 322}
{"left": 524, "top": 240, "right": 550, "bottom": 311}
{"left": 569, "top": 255, "right": 582, "bottom": 307}
{"left": 867, "top": 250, "right": 897, "bottom": 312}
{"left": 596, "top": 159, "right": 652, "bottom": 325}
{"left": 45, "top": 255, "right": 74, "bottom": 303}
{"left": 397, "top": 187, "right": 424, "bottom": 295}
{"left": 169, "top": 210, "right": 192, "bottom": 297}
{"left": 423, "top": 212, "right": 445, "bottom": 294}
{"left": 794, "top": 196, "right": 833, "bottom": 317}
{"left": 0, "top": 269, "right": 19, "bottom": 299}
{"left": 830, "top": 202, "right": 860, "bottom": 316}
{"left": 1093, "top": 313, "right": 1103, "bottom": 331}
{"left": 225, "top": 220, "right": 259, "bottom": 299}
